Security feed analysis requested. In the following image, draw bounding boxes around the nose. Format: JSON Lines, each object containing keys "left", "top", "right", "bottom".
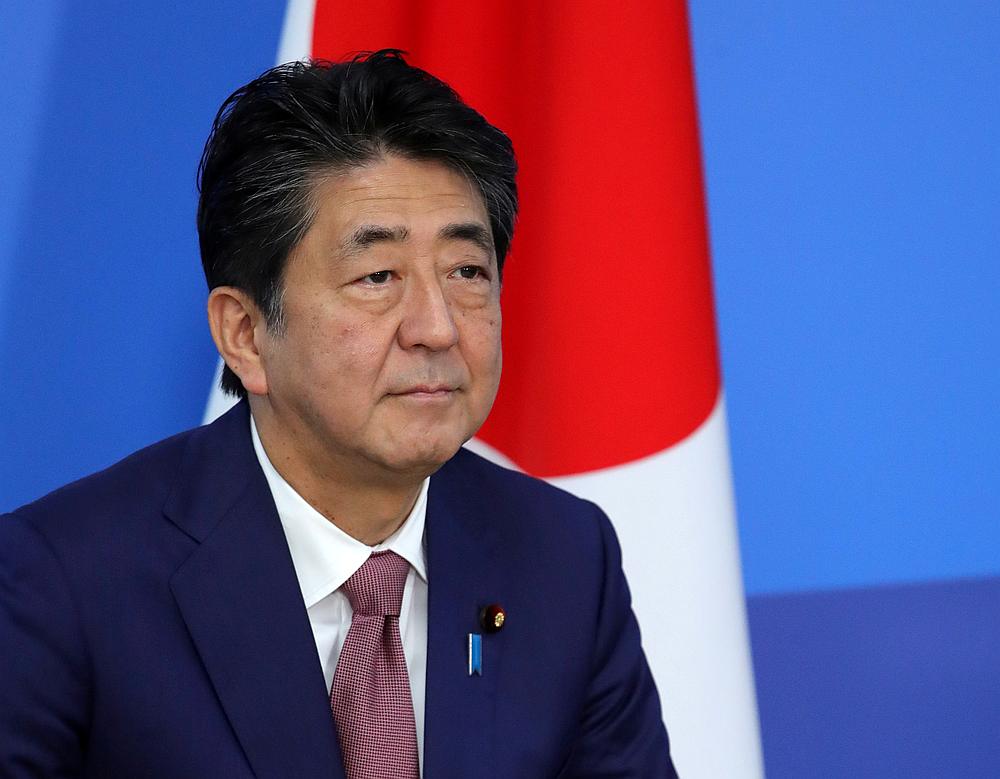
{"left": 397, "top": 275, "right": 460, "bottom": 351}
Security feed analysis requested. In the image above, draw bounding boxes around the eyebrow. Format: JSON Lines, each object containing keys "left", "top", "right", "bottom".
{"left": 438, "top": 222, "right": 494, "bottom": 256}
{"left": 342, "top": 224, "right": 410, "bottom": 256}
{"left": 340, "top": 221, "right": 494, "bottom": 259}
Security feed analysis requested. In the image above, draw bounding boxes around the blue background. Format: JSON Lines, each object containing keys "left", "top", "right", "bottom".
{"left": 2, "top": 2, "right": 998, "bottom": 776}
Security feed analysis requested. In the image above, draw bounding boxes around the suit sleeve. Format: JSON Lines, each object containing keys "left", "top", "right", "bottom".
{"left": 558, "top": 507, "right": 679, "bottom": 778}
{"left": 0, "top": 513, "right": 90, "bottom": 777}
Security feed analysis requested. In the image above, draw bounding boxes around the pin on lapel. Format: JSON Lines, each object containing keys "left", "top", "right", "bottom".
{"left": 479, "top": 603, "right": 506, "bottom": 634}
{"left": 468, "top": 633, "right": 482, "bottom": 676}
{"left": 468, "top": 603, "right": 505, "bottom": 676}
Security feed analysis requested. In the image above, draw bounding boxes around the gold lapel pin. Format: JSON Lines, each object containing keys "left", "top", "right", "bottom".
{"left": 479, "top": 603, "right": 506, "bottom": 633}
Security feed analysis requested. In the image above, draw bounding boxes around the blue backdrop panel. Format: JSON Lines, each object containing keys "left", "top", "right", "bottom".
{"left": 0, "top": 1, "right": 286, "bottom": 510}
{"left": 690, "top": 1, "right": 1000, "bottom": 595}
{"left": 748, "top": 577, "right": 1000, "bottom": 778}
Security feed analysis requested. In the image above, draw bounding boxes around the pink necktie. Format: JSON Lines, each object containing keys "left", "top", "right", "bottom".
{"left": 330, "top": 550, "right": 420, "bottom": 779}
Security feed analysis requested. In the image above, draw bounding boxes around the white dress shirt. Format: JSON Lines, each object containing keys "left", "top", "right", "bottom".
{"left": 250, "top": 416, "right": 428, "bottom": 774}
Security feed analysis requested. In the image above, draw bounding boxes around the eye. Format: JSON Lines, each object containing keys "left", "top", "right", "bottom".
{"left": 456, "top": 265, "right": 486, "bottom": 280}
{"left": 363, "top": 270, "right": 392, "bottom": 284}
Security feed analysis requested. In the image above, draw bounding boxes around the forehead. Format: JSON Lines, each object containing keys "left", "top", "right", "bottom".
{"left": 307, "top": 155, "right": 490, "bottom": 233}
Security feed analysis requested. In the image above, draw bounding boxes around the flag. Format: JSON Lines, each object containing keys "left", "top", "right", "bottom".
{"left": 205, "top": 1, "right": 763, "bottom": 774}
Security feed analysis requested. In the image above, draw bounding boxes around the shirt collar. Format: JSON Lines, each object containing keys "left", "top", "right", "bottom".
{"left": 250, "top": 414, "right": 428, "bottom": 608}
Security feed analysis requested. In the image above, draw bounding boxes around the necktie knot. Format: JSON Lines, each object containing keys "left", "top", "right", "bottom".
{"left": 340, "top": 550, "right": 409, "bottom": 617}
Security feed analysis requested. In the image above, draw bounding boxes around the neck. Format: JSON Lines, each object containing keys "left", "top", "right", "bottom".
{"left": 250, "top": 403, "right": 424, "bottom": 546}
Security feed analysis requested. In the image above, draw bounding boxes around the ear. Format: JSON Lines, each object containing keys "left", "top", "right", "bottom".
{"left": 206, "top": 287, "right": 269, "bottom": 396}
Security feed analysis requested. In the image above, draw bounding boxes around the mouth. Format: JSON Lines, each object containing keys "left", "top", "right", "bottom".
{"left": 389, "top": 384, "right": 459, "bottom": 399}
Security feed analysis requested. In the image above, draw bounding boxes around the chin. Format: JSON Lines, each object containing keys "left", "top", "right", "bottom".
{"left": 383, "top": 435, "right": 465, "bottom": 477}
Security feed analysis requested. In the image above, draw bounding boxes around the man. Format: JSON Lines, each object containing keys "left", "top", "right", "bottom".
{"left": 1, "top": 51, "right": 676, "bottom": 777}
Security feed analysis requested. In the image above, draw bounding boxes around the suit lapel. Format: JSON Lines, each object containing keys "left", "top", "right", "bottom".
{"left": 423, "top": 452, "right": 505, "bottom": 779}
{"left": 165, "top": 403, "right": 344, "bottom": 779}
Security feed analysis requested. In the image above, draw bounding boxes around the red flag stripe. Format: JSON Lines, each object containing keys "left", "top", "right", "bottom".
{"left": 313, "top": 0, "right": 720, "bottom": 476}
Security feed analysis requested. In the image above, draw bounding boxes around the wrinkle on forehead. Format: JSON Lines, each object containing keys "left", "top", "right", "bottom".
{"left": 293, "top": 155, "right": 493, "bottom": 266}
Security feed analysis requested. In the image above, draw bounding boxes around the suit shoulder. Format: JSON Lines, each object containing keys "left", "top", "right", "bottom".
{"left": 451, "top": 445, "right": 600, "bottom": 513}
{"left": 5, "top": 423, "right": 200, "bottom": 537}
{"left": 442, "top": 447, "right": 610, "bottom": 553}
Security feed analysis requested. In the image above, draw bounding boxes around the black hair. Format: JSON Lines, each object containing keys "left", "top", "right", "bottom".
{"left": 197, "top": 49, "right": 518, "bottom": 397}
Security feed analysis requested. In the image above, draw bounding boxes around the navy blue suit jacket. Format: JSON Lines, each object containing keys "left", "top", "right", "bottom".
{"left": 1, "top": 401, "right": 675, "bottom": 777}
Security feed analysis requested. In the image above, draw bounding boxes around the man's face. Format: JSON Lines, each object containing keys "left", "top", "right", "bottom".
{"left": 255, "top": 154, "right": 502, "bottom": 481}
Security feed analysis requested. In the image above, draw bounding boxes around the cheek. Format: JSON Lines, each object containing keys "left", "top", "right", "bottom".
{"left": 336, "top": 319, "right": 397, "bottom": 380}
{"left": 462, "top": 310, "right": 503, "bottom": 376}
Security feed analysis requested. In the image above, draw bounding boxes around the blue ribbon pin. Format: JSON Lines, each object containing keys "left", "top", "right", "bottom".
{"left": 468, "top": 633, "right": 483, "bottom": 676}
